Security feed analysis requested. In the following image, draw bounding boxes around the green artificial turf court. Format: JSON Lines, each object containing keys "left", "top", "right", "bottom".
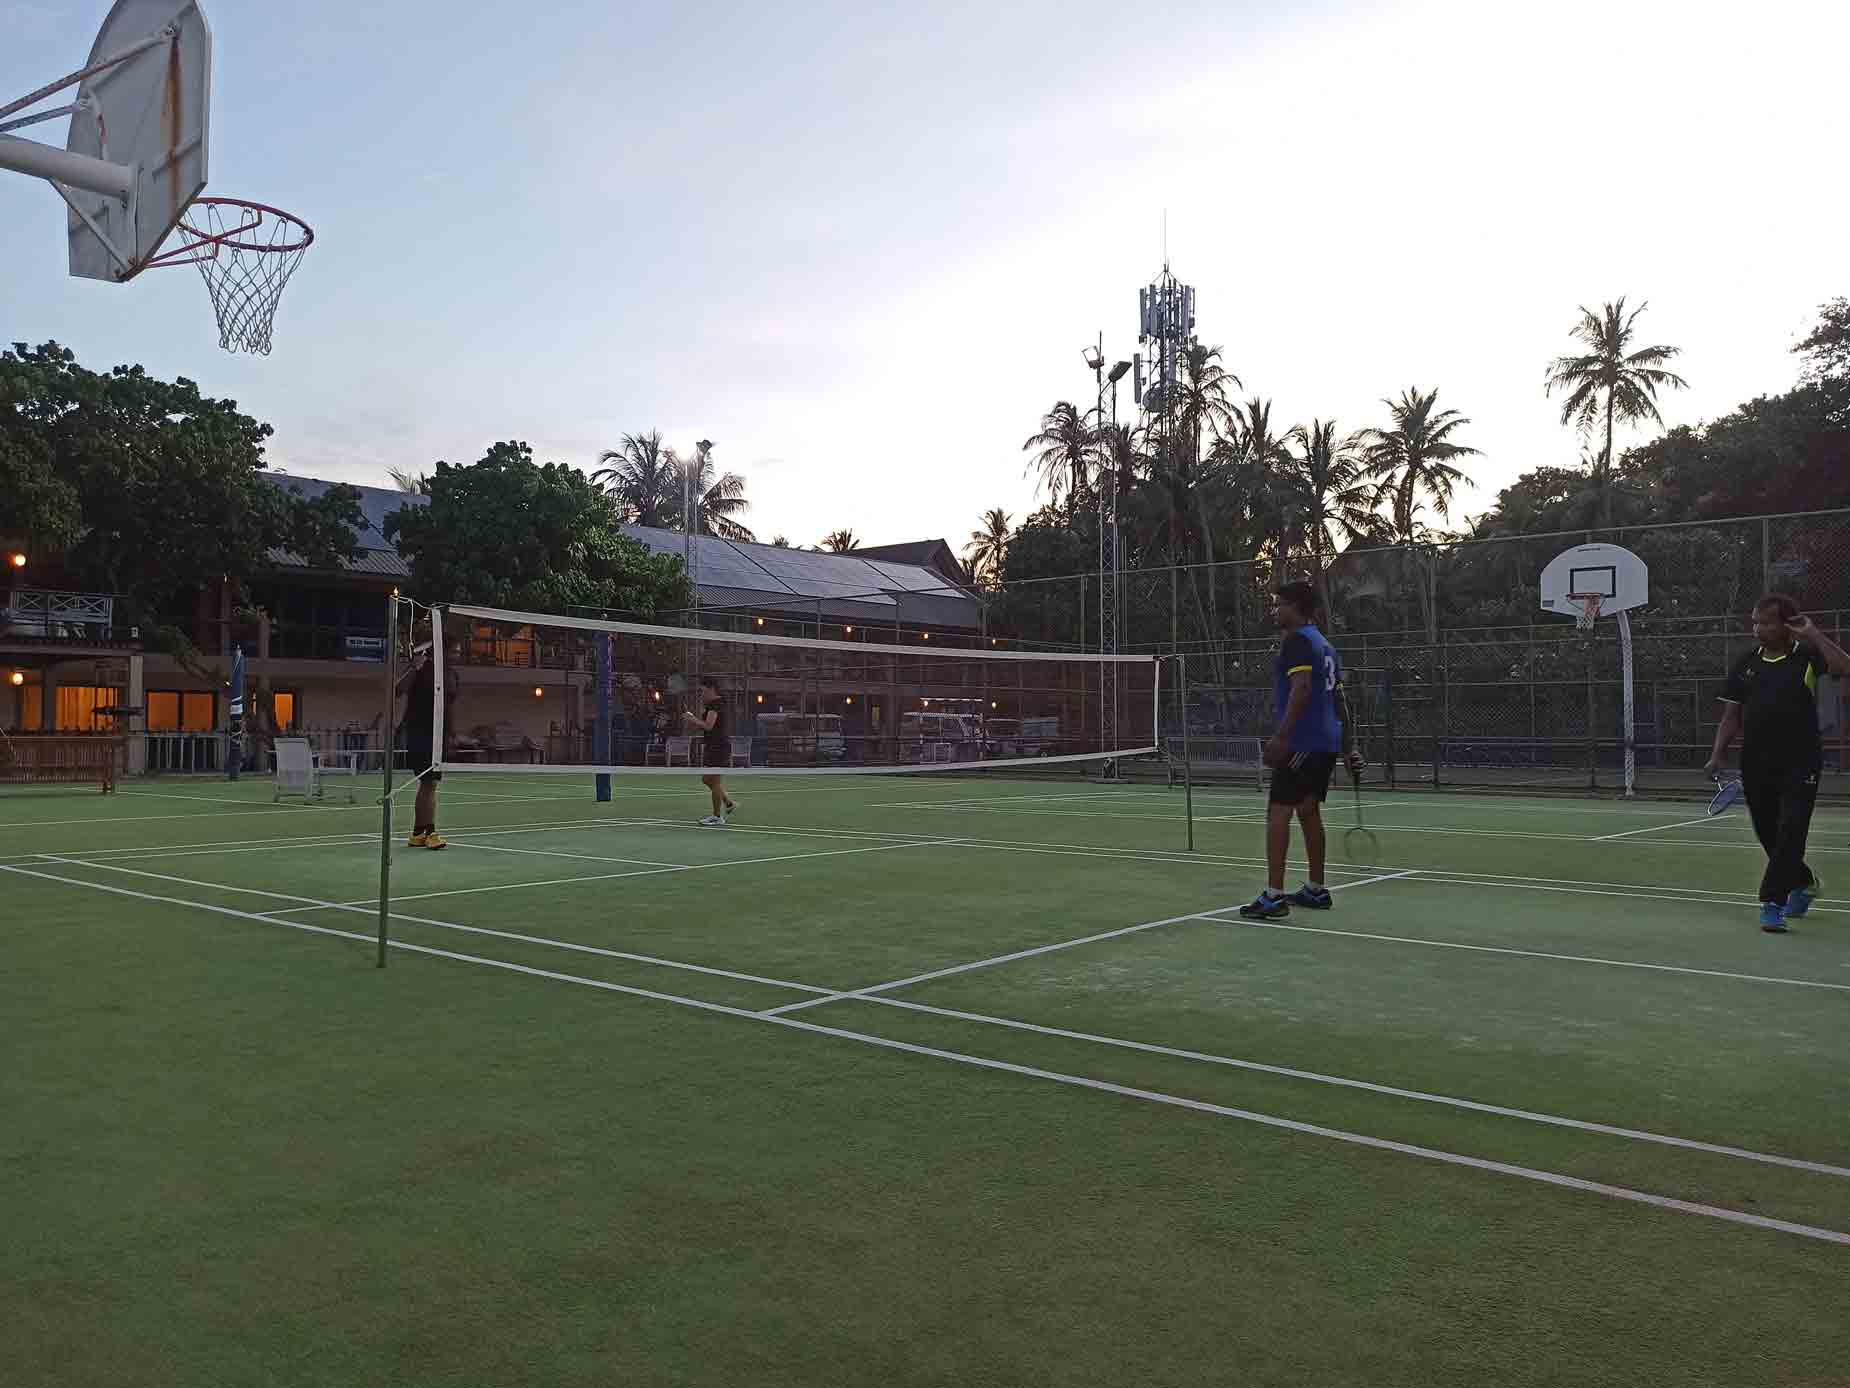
{"left": 5, "top": 768, "right": 1850, "bottom": 1386}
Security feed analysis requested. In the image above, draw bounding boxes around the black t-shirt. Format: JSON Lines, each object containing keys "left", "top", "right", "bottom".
{"left": 1721, "top": 645, "right": 1826, "bottom": 771}
{"left": 402, "top": 658, "right": 457, "bottom": 732}
{"left": 702, "top": 695, "right": 729, "bottom": 746}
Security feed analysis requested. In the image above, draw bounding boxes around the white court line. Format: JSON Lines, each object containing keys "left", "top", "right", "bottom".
{"left": 1196, "top": 912, "right": 1850, "bottom": 993}
{"left": 27, "top": 855, "right": 838, "bottom": 998}
{"left": 442, "top": 839, "right": 688, "bottom": 869}
{"left": 309, "top": 837, "right": 959, "bottom": 907}
{"left": 23, "top": 857, "right": 1850, "bottom": 1180}
{"left": 4, "top": 861, "right": 1844, "bottom": 1248}
{"left": 1596, "top": 816, "right": 1725, "bottom": 841}
{"left": 759, "top": 905, "right": 1240, "bottom": 1017}
{"left": 848, "top": 995, "right": 1850, "bottom": 1179}
{"left": 1411, "top": 873, "right": 1850, "bottom": 917}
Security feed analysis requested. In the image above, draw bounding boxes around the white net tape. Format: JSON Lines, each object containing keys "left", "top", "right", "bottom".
{"left": 423, "top": 603, "right": 1162, "bottom": 778}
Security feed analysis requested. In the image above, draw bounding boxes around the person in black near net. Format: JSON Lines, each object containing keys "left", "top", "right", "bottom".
{"left": 682, "top": 677, "right": 738, "bottom": 826}
{"left": 1706, "top": 594, "right": 1850, "bottom": 931}
{"left": 396, "top": 632, "right": 460, "bottom": 849}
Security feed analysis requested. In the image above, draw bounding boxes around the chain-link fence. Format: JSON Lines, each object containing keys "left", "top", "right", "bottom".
{"left": 1009, "top": 509, "right": 1850, "bottom": 796}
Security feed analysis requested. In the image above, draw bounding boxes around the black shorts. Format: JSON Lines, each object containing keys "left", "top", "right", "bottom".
{"left": 1270, "top": 751, "right": 1337, "bottom": 805}
{"left": 703, "top": 736, "right": 729, "bottom": 770}
{"left": 402, "top": 725, "right": 441, "bottom": 782}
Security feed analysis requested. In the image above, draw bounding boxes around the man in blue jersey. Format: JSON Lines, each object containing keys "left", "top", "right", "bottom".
{"left": 1240, "top": 581, "right": 1364, "bottom": 920}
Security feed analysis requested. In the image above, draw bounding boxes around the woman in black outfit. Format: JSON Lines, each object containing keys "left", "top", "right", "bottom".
{"left": 682, "top": 678, "right": 738, "bottom": 825}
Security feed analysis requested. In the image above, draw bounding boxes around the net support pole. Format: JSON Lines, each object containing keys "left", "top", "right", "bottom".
{"left": 1176, "top": 654, "right": 1194, "bottom": 853}
{"left": 595, "top": 633, "right": 613, "bottom": 803}
{"left": 376, "top": 595, "right": 398, "bottom": 969}
{"left": 1618, "top": 608, "right": 1636, "bottom": 798}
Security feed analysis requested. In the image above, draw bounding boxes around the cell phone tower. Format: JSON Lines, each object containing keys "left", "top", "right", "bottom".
{"left": 1133, "top": 261, "right": 1198, "bottom": 659}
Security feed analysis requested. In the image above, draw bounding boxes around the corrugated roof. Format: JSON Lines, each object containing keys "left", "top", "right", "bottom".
{"left": 254, "top": 475, "right": 979, "bottom": 627}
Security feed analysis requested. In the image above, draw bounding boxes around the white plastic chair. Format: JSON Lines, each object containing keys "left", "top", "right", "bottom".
{"left": 729, "top": 736, "right": 751, "bottom": 768}
{"left": 665, "top": 736, "right": 692, "bottom": 767}
{"left": 273, "top": 737, "right": 319, "bottom": 802}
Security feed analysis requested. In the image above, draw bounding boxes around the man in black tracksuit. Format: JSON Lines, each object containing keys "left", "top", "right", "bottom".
{"left": 1707, "top": 595, "right": 1850, "bottom": 931}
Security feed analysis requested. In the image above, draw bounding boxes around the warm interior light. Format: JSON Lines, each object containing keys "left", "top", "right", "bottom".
{"left": 532, "top": 687, "right": 544, "bottom": 698}
{"left": 845, "top": 696, "right": 854, "bottom": 705}
{"left": 755, "top": 693, "right": 764, "bottom": 704}
{"left": 8, "top": 671, "right": 23, "bottom": 687}
{"left": 8, "top": 552, "right": 26, "bottom": 569}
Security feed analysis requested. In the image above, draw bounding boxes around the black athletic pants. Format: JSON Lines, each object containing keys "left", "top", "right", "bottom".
{"left": 1741, "top": 764, "right": 1820, "bottom": 904}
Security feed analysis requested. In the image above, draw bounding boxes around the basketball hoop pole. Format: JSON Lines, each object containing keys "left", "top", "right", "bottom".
{"left": 1617, "top": 608, "right": 1635, "bottom": 799}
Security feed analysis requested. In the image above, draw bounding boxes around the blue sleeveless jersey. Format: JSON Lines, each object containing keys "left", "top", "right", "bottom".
{"left": 1274, "top": 623, "right": 1343, "bottom": 754}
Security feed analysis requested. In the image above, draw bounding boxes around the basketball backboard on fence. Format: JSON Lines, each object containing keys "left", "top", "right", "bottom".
{"left": 0, "top": 0, "right": 312, "bottom": 353}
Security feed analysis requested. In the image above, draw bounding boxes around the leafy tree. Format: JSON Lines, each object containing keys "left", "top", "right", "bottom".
{"left": 820, "top": 529, "right": 859, "bottom": 553}
{"left": 1360, "top": 387, "right": 1479, "bottom": 542}
{"left": 669, "top": 441, "right": 755, "bottom": 541}
{"left": 0, "top": 341, "right": 362, "bottom": 630}
{"left": 770, "top": 535, "right": 791, "bottom": 548}
{"left": 593, "top": 430, "right": 679, "bottom": 527}
{"left": 961, "top": 508, "right": 1011, "bottom": 587}
{"left": 387, "top": 440, "right": 689, "bottom": 616}
{"left": 1022, "top": 401, "right": 1097, "bottom": 505}
{"left": 1285, "top": 420, "right": 1374, "bottom": 583}
{"left": 1543, "top": 298, "right": 1687, "bottom": 527}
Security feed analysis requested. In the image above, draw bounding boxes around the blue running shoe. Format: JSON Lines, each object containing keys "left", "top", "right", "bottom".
{"left": 1238, "top": 890, "right": 1291, "bottom": 921}
{"left": 1786, "top": 882, "right": 1816, "bottom": 919}
{"left": 1759, "top": 901, "right": 1788, "bottom": 933}
{"left": 1289, "top": 885, "right": 1334, "bottom": 910}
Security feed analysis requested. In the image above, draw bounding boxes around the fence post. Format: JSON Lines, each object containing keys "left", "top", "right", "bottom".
{"left": 1761, "top": 516, "right": 1771, "bottom": 593}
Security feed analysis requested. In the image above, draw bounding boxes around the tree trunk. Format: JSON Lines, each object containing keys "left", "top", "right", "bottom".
{"left": 1601, "top": 392, "right": 1615, "bottom": 532}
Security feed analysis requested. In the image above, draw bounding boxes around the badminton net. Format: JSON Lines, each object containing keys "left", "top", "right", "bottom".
{"left": 423, "top": 604, "right": 1161, "bottom": 778}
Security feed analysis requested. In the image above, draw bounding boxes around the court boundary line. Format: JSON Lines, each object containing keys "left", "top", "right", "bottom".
{"left": 1196, "top": 910, "right": 1850, "bottom": 992}
{"left": 4, "top": 859, "right": 1845, "bottom": 1249}
{"left": 1596, "top": 816, "right": 1725, "bottom": 841}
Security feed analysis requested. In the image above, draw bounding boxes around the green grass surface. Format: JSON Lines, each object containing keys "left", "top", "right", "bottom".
{"left": 5, "top": 769, "right": 1849, "bottom": 1386}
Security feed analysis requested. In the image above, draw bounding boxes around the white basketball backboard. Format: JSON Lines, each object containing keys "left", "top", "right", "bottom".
{"left": 65, "top": 0, "right": 212, "bottom": 280}
{"left": 1539, "top": 543, "right": 1648, "bottom": 620}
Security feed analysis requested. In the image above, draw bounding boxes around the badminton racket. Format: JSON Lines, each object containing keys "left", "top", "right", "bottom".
{"left": 1344, "top": 763, "right": 1379, "bottom": 859}
{"left": 1707, "top": 771, "right": 1743, "bottom": 816}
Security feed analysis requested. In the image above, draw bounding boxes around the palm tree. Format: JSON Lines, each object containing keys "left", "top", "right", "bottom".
{"left": 1359, "top": 387, "right": 1480, "bottom": 640}
{"left": 670, "top": 443, "right": 755, "bottom": 542}
{"left": 1021, "top": 401, "right": 1096, "bottom": 504}
{"left": 1543, "top": 298, "right": 1688, "bottom": 529}
{"left": 387, "top": 467, "right": 428, "bottom": 494}
{"left": 1286, "top": 420, "right": 1374, "bottom": 584}
{"left": 1223, "top": 397, "right": 1297, "bottom": 577}
{"left": 1360, "top": 388, "right": 1479, "bottom": 542}
{"left": 770, "top": 535, "right": 791, "bottom": 548}
{"left": 962, "top": 509, "right": 1011, "bottom": 587}
{"left": 592, "top": 430, "right": 680, "bottom": 528}
{"left": 820, "top": 529, "right": 858, "bottom": 553}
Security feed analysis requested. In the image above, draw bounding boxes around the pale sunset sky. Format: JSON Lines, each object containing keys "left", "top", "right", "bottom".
{"left": 3, "top": 0, "right": 1845, "bottom": 549}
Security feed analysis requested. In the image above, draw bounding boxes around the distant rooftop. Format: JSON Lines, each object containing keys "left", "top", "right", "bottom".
{"left": 256, "top": 474, "right": 979, "bottom": 627}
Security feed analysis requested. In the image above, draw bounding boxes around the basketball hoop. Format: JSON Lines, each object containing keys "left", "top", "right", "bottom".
{"left": 1568, "top": 592, "right": 1604, "bottom": 633}
{"left": 143, "top": 197, "right": 314, "bottom": 355}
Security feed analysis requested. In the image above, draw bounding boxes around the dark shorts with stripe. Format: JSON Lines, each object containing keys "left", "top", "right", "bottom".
{"left": 402, "top": 724, "right": 441, "bottom": 782}
{"left": 1270, "top": 751, "right": 1337, "bottom": 805}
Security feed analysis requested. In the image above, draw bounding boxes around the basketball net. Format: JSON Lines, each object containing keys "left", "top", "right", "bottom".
{"left": 142, "top": 197, "right": 315, "bottom": 355}
{"left": 1569, "top": 592, "right": 1603, "bottom": 633}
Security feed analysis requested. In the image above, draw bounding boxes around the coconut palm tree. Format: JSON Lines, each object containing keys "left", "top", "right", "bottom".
{"left": 1021, "top": 401, "right": 1097, "bottom": 504}
{"left": 962, "top": 508, "right": 1011, "bottom": 587}
{"left": 669, "top": 443, "right": 755, "bottom": 542}
{"left": 1359, "top": 388, "right": 1479, "bottom": 542}
{"left": 1359, "top": 388, "right": 1480, "bottom": 640}
{"left": 592, "top": 430, "right": 680, "bottom": 529}
{"left": 820, "top": 529, "right": 858, "bottom": 553}
{"left": 1223, "top": 397, "right": 1298, "bottom": 577}
{"left": 386, "top": 466, "right": 428, "bottom": 495}
{"left": 1286, "top": 420, "right": 1375, "bottom": 584}
{"left": 1543, "top": 298, "right": 1687, "bottom": 529}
